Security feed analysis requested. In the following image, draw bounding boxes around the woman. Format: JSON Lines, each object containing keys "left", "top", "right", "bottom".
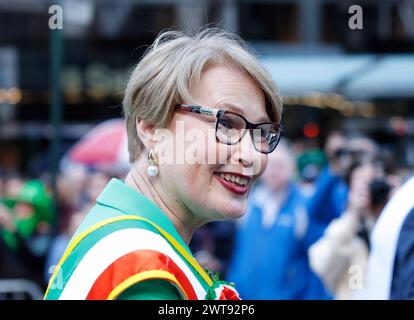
{"left": 44, "top": 28, "right": 282, "bottom": 300}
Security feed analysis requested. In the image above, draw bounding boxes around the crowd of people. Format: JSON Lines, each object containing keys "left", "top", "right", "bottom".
{"left": 192, "top": 131, "right": 412, "bottom": 299}
{"left": 0, "top": 129, "right": 413, "bottom": 299}
{"left": 0, "top": 164, "right": 119, "bottom": 298}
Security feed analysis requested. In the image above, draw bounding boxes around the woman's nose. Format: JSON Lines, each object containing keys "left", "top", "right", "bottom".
{"left": 233, "top": 131, "right": 257, "bottom": 168}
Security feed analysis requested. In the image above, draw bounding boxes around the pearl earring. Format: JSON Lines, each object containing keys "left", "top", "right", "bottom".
{"left": 147, "top": 149, "right": 159, "bottom": 177}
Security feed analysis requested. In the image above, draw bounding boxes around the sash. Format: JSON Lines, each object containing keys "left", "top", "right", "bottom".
{"left": 44, "top": 215, "right": 212, "bottom": 300}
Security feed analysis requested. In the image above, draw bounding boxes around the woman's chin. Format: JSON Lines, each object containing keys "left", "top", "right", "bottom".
{"left": 224, "top": 210, "right": 245, "bottom": 220}
{"left": 216, "top": 200, "right": 246, "bottom": 220}
{"left": 205, "top": 185, "right": 249, "bottom": 220}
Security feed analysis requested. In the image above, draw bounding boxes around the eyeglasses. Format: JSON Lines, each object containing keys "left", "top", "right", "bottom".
{"left": 175, "top": 104, "right": 282, "bottom": 154}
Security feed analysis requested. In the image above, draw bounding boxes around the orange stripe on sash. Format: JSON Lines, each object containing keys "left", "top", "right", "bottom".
{"left": 86, "top": 249, "right": 198, "bottom": 300}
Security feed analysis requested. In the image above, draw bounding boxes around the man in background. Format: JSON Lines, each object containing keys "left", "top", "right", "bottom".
{"left": 227, "top": 142, "right": 329, "bottom": 299}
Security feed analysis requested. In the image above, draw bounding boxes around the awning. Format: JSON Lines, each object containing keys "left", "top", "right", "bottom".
{"left": 260, "top": 54, "right": 414, "bottom": 99}
{"left": 343, "top": 55, "right": 414, "bottom": 99}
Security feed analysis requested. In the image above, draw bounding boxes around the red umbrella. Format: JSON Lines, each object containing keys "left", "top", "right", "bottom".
{"left": 66, "top": 118, "right": 130, "bottom": 171}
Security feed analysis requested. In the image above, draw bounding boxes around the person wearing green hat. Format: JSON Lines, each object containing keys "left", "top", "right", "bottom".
{"left": 0, "top": 180, "right": 54, "bottom": 287}
{"left": 297, "top": 149, "right": 327, "bottom": 184}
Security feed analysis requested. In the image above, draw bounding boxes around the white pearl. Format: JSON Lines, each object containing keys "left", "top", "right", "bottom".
{"left": 147, "top": 165, "right": 159, "bottom": 177}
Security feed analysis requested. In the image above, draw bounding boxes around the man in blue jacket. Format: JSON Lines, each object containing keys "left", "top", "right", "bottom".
{"left": 226, "top": 142, "right": 330, "bottom": 299}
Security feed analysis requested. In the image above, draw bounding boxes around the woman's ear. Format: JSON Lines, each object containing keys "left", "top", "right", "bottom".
{"left": 136, "top": 117, "right": 157, "bottom": 150}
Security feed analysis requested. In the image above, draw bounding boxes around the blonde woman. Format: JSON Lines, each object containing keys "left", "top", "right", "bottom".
{"left": 44, "top": 28, "right": 282, "bottom": 300}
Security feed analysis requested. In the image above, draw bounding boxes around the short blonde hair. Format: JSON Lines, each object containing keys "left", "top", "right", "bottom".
{"left": 123, "top": 28, "right": 282, "bottom": 162}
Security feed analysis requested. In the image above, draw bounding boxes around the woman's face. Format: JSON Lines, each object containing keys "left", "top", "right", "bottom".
{"left": 157, "top": 64, "right": 269, "bottom": 222}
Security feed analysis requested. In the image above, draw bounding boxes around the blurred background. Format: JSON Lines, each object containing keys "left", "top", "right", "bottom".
{"left": 0, "top": 0, "right": 413, "bottom": 300}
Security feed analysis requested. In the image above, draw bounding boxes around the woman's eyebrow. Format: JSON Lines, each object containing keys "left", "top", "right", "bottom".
{"left": 217, "top": 102, "right": 270, "bottom": 123}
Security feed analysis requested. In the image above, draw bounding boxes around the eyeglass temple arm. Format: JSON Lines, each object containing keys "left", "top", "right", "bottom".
{"left": 176, "top": 104, "right": 219, "bottom": 117}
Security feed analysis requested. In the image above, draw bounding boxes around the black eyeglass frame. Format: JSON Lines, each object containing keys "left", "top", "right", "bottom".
{"left": 175, "top": 104, "right": 282, "bottom": 154}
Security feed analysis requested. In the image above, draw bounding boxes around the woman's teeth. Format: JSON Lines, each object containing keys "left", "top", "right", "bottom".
{"left": 218, "top": 173, "right": 248, "bottom": 186}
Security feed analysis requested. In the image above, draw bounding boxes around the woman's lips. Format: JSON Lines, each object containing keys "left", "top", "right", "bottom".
{"left": 214, "top": 174, "right": 249, "bottom": 195}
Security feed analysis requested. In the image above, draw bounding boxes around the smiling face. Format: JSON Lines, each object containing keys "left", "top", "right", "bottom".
{"left": 157, "top": 63, "right": 269, "bottom": 222}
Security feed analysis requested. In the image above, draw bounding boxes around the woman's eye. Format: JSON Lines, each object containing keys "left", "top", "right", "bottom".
{"left": 220, "top": 119, "right": 233, "bottom": 129}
